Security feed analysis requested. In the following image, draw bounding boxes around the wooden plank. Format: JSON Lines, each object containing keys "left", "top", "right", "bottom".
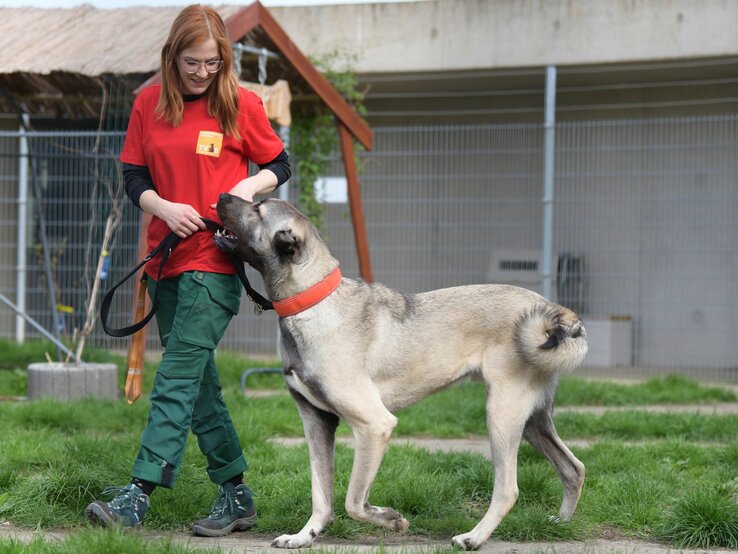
{"left": 232, "top": 2, "right": 372, "bottom": 150}
{"left": 338, "top": 123, "right": 373, "bottom": 282}
{"left": 223, "top": 1, "right": 260, "bottom": 38}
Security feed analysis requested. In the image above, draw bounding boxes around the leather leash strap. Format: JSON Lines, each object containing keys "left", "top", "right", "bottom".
{"left": 100, "top": 218, "right": 273, "bottom": 338}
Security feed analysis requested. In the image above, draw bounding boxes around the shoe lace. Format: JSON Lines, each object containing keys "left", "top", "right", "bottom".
{"left": 102, "top": 485, "right": 142, "bottom": 512}
{"left": 208, "top": 486, "right": 240, "bottom": 519}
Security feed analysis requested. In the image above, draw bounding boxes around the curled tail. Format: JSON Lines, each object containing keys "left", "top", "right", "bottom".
{"left": 514, "top": 304, "right": 588, "bottom": 374}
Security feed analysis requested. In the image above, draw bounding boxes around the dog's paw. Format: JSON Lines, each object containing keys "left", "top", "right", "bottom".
{"left": 548, "top": 513, "right": 572, "bottom": 523}
{"left": 363, "top": 506, "right": 409, "bottom": 532}
{"left": 391, "top": 515, "right": 409, "bottom": 533}
{"left": 271, "top": 533, "right": 315, "bottom": 549}
{"left": 451, "top": 533, "right": 482, "bottom": 551}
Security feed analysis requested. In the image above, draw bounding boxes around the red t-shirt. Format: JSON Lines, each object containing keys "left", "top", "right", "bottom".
{"left": 120, "top": 85, "right": 284, "bottom": 279}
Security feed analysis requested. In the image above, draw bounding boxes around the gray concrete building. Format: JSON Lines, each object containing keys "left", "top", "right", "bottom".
{"left": 269, "top": 0, "right": 738, "bottom": 123}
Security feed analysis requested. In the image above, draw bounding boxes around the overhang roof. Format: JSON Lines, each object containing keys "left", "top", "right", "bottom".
{"left": 0, "top": 1, "right": 371, "bottom": 149}
{"left": 0, "top": 4, "right": 214, "bottom": 75}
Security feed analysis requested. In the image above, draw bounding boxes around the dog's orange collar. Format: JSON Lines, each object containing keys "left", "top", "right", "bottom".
{"left": 272, "top": 267, "right": 342, "bottom": 317}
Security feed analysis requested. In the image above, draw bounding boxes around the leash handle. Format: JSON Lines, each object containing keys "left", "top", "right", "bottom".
{"left": 124, "top": 274, "right": 147, "bottom": 404}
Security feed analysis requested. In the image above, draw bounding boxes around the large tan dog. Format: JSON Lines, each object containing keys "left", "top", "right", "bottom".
{"left": 214, "top": 195, "right": 588, "bottom": 550}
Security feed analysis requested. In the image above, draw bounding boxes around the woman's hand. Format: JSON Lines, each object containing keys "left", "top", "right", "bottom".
{"left": 159, "top": 201, "right": 207, "bottom": 238}
{"left": 139, "top": 190, "right": 205, "bottom": 238}
{"left": 209, "top": 169, "right": 278, "bottom": 210}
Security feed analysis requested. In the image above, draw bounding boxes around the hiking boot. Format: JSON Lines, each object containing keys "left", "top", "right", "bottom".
{"left": 85, "top": 483, "right": 149, "bottom": 528}
{"left": 191, "top": 483, "right": 257, "bottom": 537}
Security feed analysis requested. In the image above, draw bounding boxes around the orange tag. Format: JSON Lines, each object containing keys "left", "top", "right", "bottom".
{"left": 196, "top": 130, "right": 223, "bottom": 157}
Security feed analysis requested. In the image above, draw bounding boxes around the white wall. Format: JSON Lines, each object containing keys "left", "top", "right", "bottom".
{"left": 272, "top": 0, "right": 738, "bottom": 73}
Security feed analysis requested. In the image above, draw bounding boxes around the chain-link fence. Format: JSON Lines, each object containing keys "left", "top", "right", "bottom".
{"left": 1, "top": 114, "right": 736, "bottom": 380}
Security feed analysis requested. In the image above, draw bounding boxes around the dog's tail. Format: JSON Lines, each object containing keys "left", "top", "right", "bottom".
{"left": 514, "top": 304, "right": 588, "bottom": 374}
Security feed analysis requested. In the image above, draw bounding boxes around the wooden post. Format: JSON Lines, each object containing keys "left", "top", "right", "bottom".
{"left": 338, "top": 123, "right": 373, "bottom": 282}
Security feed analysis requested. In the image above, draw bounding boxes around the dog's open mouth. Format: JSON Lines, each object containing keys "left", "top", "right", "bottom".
{"left": 212, "top": 227, "right": 239, "bottom": 252}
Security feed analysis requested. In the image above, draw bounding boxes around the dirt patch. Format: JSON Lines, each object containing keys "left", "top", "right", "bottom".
{"left": 557, "top": 403, "right": 738, "bottom": 415}
{"left": 3, "top": 522, "right": 734, "bottom": 553}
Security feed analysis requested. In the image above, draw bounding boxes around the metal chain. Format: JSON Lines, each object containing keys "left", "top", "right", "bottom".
{"left": 258, "top": 48, "right": 267, "bottom": 85}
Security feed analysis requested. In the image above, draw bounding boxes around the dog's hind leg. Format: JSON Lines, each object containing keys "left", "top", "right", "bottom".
{"left": 523, "top": 405, "right": 585, "bottom": 522}
{"left": 342, "top": 387, "right": 408, "bottom": 533}
{"left": 451, "top": 374, "right": 540, "bottom": 551}
{"left": 272, "top": 391, "right": 339, "bottom": 549}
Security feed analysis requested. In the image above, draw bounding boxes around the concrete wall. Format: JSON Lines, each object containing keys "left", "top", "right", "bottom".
{"left": 271, "top": 0, "right": 738, "bottom": 73}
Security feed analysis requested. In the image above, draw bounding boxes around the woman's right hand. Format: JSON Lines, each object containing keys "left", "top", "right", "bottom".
{"left": 139, "top": 191, "right": 206, "bottom": 238}
{"left": 158, "top": 200, "right": 207, "bottom": 238}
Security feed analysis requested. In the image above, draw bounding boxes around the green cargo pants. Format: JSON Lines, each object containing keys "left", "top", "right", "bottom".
{"left": 131, "top": 270, "right": 246, "bottom": 489}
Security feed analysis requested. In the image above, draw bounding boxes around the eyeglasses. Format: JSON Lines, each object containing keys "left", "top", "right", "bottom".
{"left": 179, "top": 57, "right": 224, "bottom": 74}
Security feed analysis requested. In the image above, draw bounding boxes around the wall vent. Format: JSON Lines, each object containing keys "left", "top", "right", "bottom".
{"left": 487, "top": 249, "right": 542, "bottom": 288}
{"left": 499, "top": 260, "right": 538, "bottom": 272}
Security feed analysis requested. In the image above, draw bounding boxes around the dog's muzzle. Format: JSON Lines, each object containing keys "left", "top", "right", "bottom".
{"left": 212, "top": 227, "right": 239, "bottom": 252}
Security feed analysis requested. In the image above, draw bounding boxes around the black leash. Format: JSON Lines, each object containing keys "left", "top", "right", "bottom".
{"left": 100, "top": 218, "right": 273, "bottom": 338}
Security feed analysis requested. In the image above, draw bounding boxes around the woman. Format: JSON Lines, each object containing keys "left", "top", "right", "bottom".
{"left": 85, "top": 4, "right": 289, "bottom": 537}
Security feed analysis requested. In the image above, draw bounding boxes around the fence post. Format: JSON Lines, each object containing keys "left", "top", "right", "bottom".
{"left": 16, "top": 114, "right": 29, "bottom": 343}
{"left": 541, "top": 65, "right": 557, "bottom": 300}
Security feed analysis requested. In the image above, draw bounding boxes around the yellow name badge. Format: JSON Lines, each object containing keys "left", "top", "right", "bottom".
{"left": 196, "top": 130, "right": 223, "bottom": 157}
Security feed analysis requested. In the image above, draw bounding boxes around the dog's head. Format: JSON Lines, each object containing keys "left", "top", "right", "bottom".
{"left": 214, "top": 194, "right": 336, "bottom": 297}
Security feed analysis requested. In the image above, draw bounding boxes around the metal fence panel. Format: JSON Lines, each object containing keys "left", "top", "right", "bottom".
{"left": 0, "top": 130, "right": 140, "bottom": 355}
{"left": 554, "top": 116, "right": 738, "bottom": 376}
{"left": 0, "top": 116, "right": 736, "bottom": 380}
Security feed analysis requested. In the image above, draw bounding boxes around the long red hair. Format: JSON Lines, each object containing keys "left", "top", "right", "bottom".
{"left": 156, "top": 4, "right": 240, "bottom": 139}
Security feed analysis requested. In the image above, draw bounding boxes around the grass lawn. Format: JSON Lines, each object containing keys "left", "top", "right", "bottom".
{"left": 0, "top": 339, "right": 737, "bottom": 553}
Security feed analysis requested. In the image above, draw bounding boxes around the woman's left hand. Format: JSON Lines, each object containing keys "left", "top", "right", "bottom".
{"left": 210, "top": 170, "right": 278, "bottom": 210}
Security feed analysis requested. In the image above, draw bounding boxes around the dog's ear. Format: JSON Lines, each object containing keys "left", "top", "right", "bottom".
{"left": 273, "top": 229, "right": 301, "bottom": 260}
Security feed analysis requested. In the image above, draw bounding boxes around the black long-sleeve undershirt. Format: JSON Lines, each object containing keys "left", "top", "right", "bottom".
{"left": 122, "top": 149, "right": 291, "bottom": 209}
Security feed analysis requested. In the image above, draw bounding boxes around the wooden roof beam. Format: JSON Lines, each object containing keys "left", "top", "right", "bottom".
{"left": 225, "top": 1, "right": 372, "bottom": 150}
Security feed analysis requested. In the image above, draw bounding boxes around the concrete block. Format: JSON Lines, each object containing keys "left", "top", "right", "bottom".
{"left": 28, "top": 362, "right": 118, "bottom": 401}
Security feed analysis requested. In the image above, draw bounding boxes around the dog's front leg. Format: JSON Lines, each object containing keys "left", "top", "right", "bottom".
{"left": 343, "top": 402, "right": 408, "bottom": 532}
{"left": 272, "top": 392, "right": 339, "bottom": 549}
